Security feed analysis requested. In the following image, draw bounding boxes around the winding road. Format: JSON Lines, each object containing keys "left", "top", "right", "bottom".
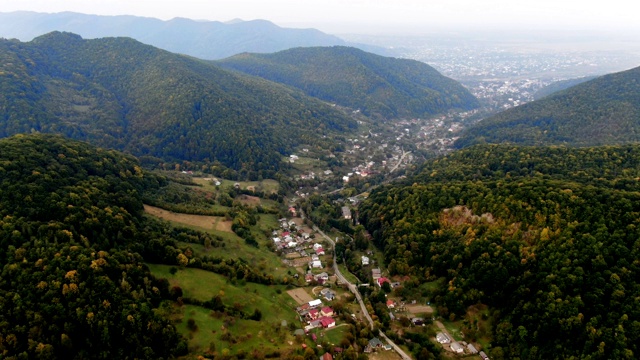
{"left": 313, "top": 225, "right": 413, "bottom": 360}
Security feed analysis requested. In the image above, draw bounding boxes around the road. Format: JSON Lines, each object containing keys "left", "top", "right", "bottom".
{"left": 313, "top": 225, "right": 413, "bottom": 360}
{"left": 389, "top": 149, "right": 411, "bottom": 173}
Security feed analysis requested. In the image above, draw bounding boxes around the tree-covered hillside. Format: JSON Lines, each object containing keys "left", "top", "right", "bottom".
{"left": 218, "top": 46, "right": 480, "bottom": 120}
{"left": 0, "top": 134, "right": 188, "bottom": 358}
{"left": 359, "top": 144, "right": 640, "bottom": 359}
{"left": 456, "top": 66, "right": 640, "bottom": 148}
{"left": 0, "top": 32, "right": 357, "bottom": 177}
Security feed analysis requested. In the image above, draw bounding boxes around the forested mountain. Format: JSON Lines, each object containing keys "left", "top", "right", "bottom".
{"left": 456, "top": 66, "right": 640, "bottom": 148}
{"left": 0, "top": 11, "right": 393, "bottom": 60}
{"left": 218, "top": 46, "right": 480, "bottom": 120}
{"left": 0, "top": 32, "right": 357, "bottom": 177}
{"left": 0, "top": 133, "right": 188, "bottom": 358}
{"left": 359, "top": 144, "right": 640, "bottom": 359}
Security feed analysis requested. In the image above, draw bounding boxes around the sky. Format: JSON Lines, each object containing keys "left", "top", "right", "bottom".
{"left": 0, "top": 0, "right": 637, "bottom": 35}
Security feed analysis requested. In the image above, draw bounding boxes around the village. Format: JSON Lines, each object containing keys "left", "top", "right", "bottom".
{"left": 269, "top": 207, "right": 489, "bottom": 359}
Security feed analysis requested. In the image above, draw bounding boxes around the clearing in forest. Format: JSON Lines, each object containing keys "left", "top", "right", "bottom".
{"left": 144, "top": 204, "right": 233, "bottom": 233}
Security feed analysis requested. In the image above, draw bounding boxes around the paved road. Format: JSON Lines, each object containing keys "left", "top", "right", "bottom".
{"left": 313, "top": 225, "right": 413, "bottom": 360}
{"left": 389, "top": 150, "right": 411, "bottom": 173}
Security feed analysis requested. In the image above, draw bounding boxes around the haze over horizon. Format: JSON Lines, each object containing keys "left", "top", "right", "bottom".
{"left": 1, "top": 0, "right": 638, "bottom": 36}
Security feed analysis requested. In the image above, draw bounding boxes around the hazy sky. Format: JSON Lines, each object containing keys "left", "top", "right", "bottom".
{"left": 0, "top": 0, "right": 637, "bottom": 34}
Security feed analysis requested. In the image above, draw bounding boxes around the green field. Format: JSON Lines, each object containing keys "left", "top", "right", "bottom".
{"left": 193, "top": 177, "right": 280, "bottom": 194}
{"left": 148, "top": 265, "right": 304, "bottom": 355}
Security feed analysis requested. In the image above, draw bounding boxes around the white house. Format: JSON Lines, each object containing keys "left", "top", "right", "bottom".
{"left": 311, "top": 260, "right": 323, "bottom": 268}
{"left": 361, "top": 256, "right": 370, "bottom": 266}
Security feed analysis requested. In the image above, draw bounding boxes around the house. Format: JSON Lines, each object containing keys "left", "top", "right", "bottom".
{"left": 320, "top": 353, "right": 333, "bottom": 360}
{"left": 319, "top": 316, "right": 335, "bottom": 328}
{"left": 368, "top": 337, "right": 384, "bottom": 349}
{"left": 377, "top": 277, "right": 390, "bottom": 287}
{"left": 371, "top": 268, "right": 381, "bottom": 280}
{"left": 341, "top": 206, "right": 352, "bottom": 219}
{"left": 386, "top": 300, "right": 395, "bottom": 308}
{"left": 320, "top": 288, "right": 336, "bottom": 301}
{"left": 479, "top": 351, "right": 490, "bottom": 360}
{"left": 451, "top": 342, "right": 464, "bottom": 354}
{"left": 289, "top": 207, "right": 297, "bottom": 216}
{"left": 307, "top": 309, "right": 320, "bottom": 320}
{"left": 467, "top": 343, "right": 478, "bottom": 354}
{"left": 436, "top": 332, "right": 451, "bottom": 344}
{"left": 313, "top": 243, "right": 323, "bottom": 251}
{"left": 342, "top": 176, "right": 349, "bottom": 182}
{"left": 315, "top": 272, "right": 329, "bottom": 282}
{"left": 315, "top": 247, "right": 325, "bottom": 256}
{"left": 311, "top": 260, "right": 323, "bottom": 268}
{"left": 411, "top": 317, "right": 425, "bottom": 326}
{"left": 309, "top": 299, "right": 322, "bottom": 308}
{"left": 305, "top": 273, "right": 314, "bottom": 283}
{"left": 320, "top": 307, "right": 334, "bottom": 317}
{"left": 361, "top": 256, "right": 370, "bottom": 266}
{"left": 324, "top": 170, "right": 333, "bottom": 175}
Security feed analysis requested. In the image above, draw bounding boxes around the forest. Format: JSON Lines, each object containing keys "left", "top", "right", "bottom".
{"left": 455, "top": 65, "right": 640, "bottom": 148}
{"left": 0, "top": 134, "right": 288, "bottom": 359}
{"left": 218, "top": 46, "right": 479, "bottom": 120}
{"left": 359, "top": 144, "right": 640, "bottom": 359}
{"left": 0, "top": 32, "right": 357, "bottom": 177}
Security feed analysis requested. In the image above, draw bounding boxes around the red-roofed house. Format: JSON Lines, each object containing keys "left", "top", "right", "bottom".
{"left": 315, "top": 247, "right": 325, "bottom": 256}
{"left": 321, "top": 353, "right": 333, "bottom": 360}
{"left": 377, "top": 277, "right": 390, "bottom": 287}
{"left": 307, "top": 309, "right": 320, "bottom": 320}
{"left": 319, "top": 316, "right": 336, "bottom": 328}
{"left": 386, "top": 300, "right": 396, "bottom": 308}
{"left": 321, "top": 307, "right": 334, "bottom": 317}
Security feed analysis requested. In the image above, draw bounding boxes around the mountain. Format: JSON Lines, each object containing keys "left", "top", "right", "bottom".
{"left": 359, "top": 143, "right": 640, "bottom": 359}
{"left": 0, "top": 32, "right": 357, "bottom": 177}
{"left": 218, "top": 46, "right": 480, "bottom": 120}
{"left": 456, "top": 66, "right": 640, "bottom": 148}
{"left": 0, "top": 11, "right": 391, "bottom": 59}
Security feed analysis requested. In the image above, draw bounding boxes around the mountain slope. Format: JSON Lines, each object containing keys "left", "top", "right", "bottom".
{"left": 217, "top": 46, "right": 480, "bottom": 120}
{"left": 456, "top": 66, "right": 640, "bottom": 147}
{"left": 359, "top": 144, "right": 640, "bottom": 359}
{"left": 0, "top": 11, "right": 390, "bottom": 59}
{"left": 0, "top": 133, "right": 188, "bottom": 358}
{"left": 0, "top": 32, "right": 357, "bottom": 176}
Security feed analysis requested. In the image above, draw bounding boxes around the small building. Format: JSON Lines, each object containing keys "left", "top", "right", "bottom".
{"left": 320, "top": 352, "right": 333, "bottom": 360}
{"left": 436, "top": 332, "right": 451, "bottom": 344}
{"left": 467, "top": 343, "right": 479, "bottom": 354}
{"left": 479, "top": 351, "right": 490, "bottom": 360}
{"left": 377, "top": 277, "right": 390, "bottom": 287}
{"left": 313, "top": 243, "right": 323, "bottom": 251}
{"left": 309, "top": 299, "right": 322, "bottom": 308}
{"left": 451, "top": 342, "right": 464, "bottom": 354}
{"left": 371, "top": 268, "right": 381, "bottom": 280}
{"left": 361, "top": 256, "right": 370, "bottom": 266}
{"left": 368, "top": 337, "right": 384, "bottom": 349}
{"left": 386, "top": 300, "right": 396, "bottom": 308}
{"left": 319, "top": 316, "right": 335, "bottom": 328}
{"left": 311, "top": 260, "right": 323, "bottom": 268}
{"left": 411, "top": 317, "right": 425, "bottom": 326}
{"left": 320, "top": 307, "right": 334, "bottom": 317}
{"left": 315, "top": 247, "right": 325, "bottom": 256}
{"left": 341, "top": 206, "right": 352, "bottom": 219}
{"left": 307, "top": 309, "right": 320, "bottom": 320}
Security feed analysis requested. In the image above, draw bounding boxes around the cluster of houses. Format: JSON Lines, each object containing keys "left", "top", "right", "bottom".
{"left": 436, "top": 332, "right": 483, "bottom": 356}
{"left": 297, "top": 299, "right": 336, "bottom": 332}
{"left": 272, "top": 218, "right": 313, "bottom": 252}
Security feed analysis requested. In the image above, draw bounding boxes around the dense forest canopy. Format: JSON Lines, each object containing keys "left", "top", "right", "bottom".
{"left": 359, "top": 144, "right": 640, "bottom": 359}
{"left": 218, "top": 46, "right": 480, "bottom": 120}
{"left": 0, "top": 134, "right": 188, "bottom": 358}
{"left": 456, "top": 65, "right": 640, "bottom": 148}
{"left": 0, "top": 32, "right": 357, "bottom": 176}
